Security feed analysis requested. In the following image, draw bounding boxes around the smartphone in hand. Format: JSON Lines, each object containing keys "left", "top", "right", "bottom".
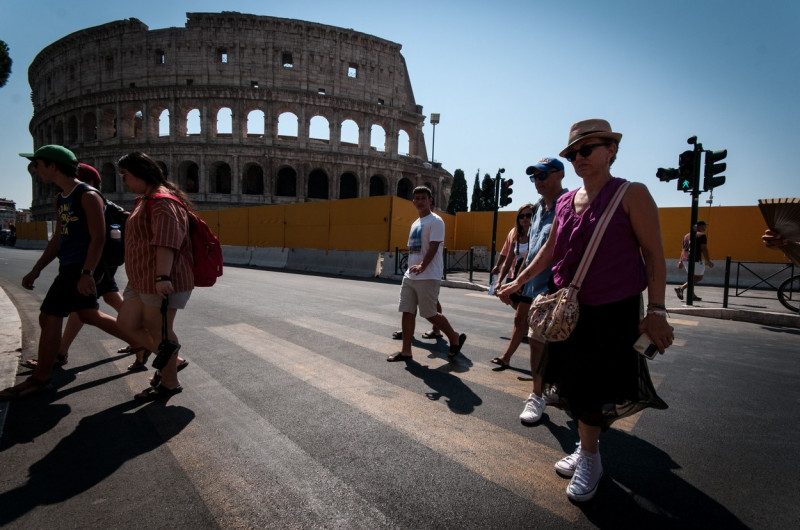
{"left": 633, "top": 333, "right": 658, "bottom": 359}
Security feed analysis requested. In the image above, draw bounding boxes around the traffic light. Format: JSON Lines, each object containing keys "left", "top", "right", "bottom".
{"left": 656, "top": 167, "right": 679, "bottom": 182}
{"left": 499, "top": 178, "right": 513, "bottom": 207}
{"left": 704, "top": 149, "right": 727, "bottom": 191}
{"left": 677, "top": 150, "right": 696, "bottom": 192}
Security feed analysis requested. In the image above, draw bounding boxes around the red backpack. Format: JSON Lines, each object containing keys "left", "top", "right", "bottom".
{"left": 147, "top": 193, "right": 223, "bottom": 287}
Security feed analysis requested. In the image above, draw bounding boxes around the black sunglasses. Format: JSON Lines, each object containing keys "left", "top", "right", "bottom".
{"left": 529, "top": 170, "right": 557, "bottom": 182}
{"left": 518, "top": 212, "right": 533, "bottom": 219}
{"left": 563, "top": 142, "right": 610, "bottom": 163}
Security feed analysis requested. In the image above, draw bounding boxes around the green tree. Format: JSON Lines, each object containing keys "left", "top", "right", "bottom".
{"left": 470, "top": 170, "right": 482, "bottom": 211}
{"left": 480, "top": 172, "right": 496, "bottom": 211}
{"left": 0, "top": 40, "right": 11, "bottom": 88}
{"left": 446, "top": 168, "right": 468, "bottom": 214}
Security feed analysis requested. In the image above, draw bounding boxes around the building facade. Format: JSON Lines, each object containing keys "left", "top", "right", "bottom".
{"left": 26, "top": 12, "right": 451, "bottom": 219}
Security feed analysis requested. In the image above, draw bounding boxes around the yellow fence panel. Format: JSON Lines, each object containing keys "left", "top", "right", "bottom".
{"left": 15, "top": 221, "right": 49, "bottom": 241}
{"left": 216, "top": 208, "right": 247, "bottom": 247}
{"left": 247, "top": 205, "right": 285, "bottom": 248}
{"left": 389, "top": 197, "right": 418, "bottom": 251}
{"left": 285, "top": 202, "right": 330, "bottom": 250}
{"left": 329, "top": 197, "right": 392, "bottom": 251}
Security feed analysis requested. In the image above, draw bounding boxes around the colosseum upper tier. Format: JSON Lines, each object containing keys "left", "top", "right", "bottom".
{"left": 27, "top": 12, "right": 451, "bottom": 219}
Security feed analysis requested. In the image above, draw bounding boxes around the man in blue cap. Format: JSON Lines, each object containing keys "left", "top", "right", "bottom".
{"left": 1, "top": 145, "right": 126, "bottom": 400}
{"left": 498, "top": 157, "right": 568, "bottom": 424}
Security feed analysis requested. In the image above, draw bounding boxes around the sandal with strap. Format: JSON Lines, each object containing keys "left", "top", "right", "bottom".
{"left": 20, "top": 353, "right": 68, "bottom": 369}
{"left": 421, "top": 331, "right": 444, "bottom": 339}
{"left": 0, "top": 376, "right": 53, "bottom": 401}
{"left": 118, "top": 345, "right": 147, "bottom": 355}
{"left": 134, "top": 383, "right": 183, "bottom": 402}
{"left": 127, "top": 349, "right": 151, "bottom": 371}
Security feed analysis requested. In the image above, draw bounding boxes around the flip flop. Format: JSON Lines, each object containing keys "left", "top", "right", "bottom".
{"left": 127, "top": 359, "right": 148, "bottom": 372}
{"left": 392, "top": 331, "right": 403, "bottom": 340}
{"left": 387, "top": 353, "right": 413, "bottom": 362}
{"left": 118, "top": 345, "right": 147, "bottom": 354}
{"left": 448, "top": 333, "right": 467, "bottom": 359}
{"left": 421, "top": 331, "right": 444, "bottom": 339}
{"left": 134, "top": 383, "right": 183, "bottom": 402}
{"left": 490, "top": 357, "right": 509, "bottom": 370}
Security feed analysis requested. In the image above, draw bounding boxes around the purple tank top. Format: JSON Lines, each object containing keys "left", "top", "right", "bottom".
{"left": 551, "top": 178, "right": 646, "bottom": 306}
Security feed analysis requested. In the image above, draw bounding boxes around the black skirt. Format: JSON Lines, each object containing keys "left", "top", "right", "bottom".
{"left": 544, "top": 294, "right": 668, "bottom": 429}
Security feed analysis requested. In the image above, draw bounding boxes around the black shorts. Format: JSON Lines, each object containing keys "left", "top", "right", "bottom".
{"left": 40, "top": 264, "right": 100, "bottom": 317}
{"left": 95, "top": 264, "right": 119, "bottom": 296}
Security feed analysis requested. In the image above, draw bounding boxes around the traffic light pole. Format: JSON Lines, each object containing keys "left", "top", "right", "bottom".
{"left": 685, "top": 140, "right": 703, "bottom": 306}
{"left": 489, "top": 172, "right": 502, "bottom": 272}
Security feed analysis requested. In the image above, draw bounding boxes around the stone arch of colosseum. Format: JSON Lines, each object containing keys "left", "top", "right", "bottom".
{"left": 25, "top": 12, "right": 451, "bottom": 219}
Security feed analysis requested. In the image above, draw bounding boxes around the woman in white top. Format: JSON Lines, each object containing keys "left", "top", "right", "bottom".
{"left": 491, "top": 203, "right": 535, "bottom": 369}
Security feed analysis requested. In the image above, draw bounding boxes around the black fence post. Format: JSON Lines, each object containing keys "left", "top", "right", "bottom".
{"left": 469, "top": 248, "right": 474, "bottom": 282}
{"left": 395, "top": 247, "right": 399, "bottom": 275}
{"left": 443, "top": 247, "right": 448, "bottom": 280}
{"left": 723, "top": 255, "right": 731, "bottom": 308}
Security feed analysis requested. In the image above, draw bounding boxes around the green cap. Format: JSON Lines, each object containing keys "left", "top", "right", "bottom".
{"left": 20, "top": 145, "right": 78, "bottom": 168}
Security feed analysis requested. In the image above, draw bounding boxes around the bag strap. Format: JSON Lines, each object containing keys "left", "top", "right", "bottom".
{"left": 570, "top": 181, "right": 630, "bottom": 290}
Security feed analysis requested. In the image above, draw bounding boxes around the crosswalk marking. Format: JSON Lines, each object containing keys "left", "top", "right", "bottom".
{"left": 210, "top": 323, "right": 580, "bottom": 521}
{"left": 114, "top": 341, "right": 397, "bottom": 529}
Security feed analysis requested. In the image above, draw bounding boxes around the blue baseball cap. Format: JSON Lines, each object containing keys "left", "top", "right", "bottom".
{"left": 526, "top": 157, "right": 564, "bottom": 176}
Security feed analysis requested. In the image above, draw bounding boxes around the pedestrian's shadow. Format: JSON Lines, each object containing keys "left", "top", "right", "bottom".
{"left": 0, "top": 399, "right": 194, "bottom": 525}
{"left": 541, "top": 420, "right": 748, "bottom": 527}
{"left": 404, "top": 360, "right": 482, "bottom": 415}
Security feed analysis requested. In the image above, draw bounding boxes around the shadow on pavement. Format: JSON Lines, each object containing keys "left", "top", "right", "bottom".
{"left": 0, "top": 399, "right": 194, "bottom": 525}
{"left": 404, "top": 360, "right": 482, "bottom": 415}
{"left": 541, "top": 419, "right": 748, "bottom": 528}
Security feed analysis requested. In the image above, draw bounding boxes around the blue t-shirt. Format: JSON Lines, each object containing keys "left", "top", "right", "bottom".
{"left": 521, "top": 188, "right": 568, "bottom": 298}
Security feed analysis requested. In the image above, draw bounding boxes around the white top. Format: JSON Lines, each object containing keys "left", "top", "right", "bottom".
{"left": 405, "top": 212, "right": 445, "bottom": 280}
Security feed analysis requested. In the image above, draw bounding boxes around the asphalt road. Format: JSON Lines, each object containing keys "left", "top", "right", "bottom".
{"left": 0, "top": 246, "right": 798, "bottom": 529}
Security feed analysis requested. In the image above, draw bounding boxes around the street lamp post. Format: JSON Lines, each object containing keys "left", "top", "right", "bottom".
{"left": 430, "top": 113, "right": 440, "bottom": 165}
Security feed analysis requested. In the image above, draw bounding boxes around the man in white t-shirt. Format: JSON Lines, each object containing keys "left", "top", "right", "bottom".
{"left": 387, "top": 186, "right": 466, "bottom": 362}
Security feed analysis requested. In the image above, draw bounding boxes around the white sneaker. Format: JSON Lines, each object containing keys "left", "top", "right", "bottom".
{"left": 519, "top": 393, "right": 545, "bottom": 424}
{"left": 566, "top": 450, "right": 603, "bottom": 502}
{"left": 554, "top": 443, "right": 581, "bottom": 477}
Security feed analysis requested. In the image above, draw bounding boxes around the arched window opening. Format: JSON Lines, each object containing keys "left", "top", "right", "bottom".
{"left": 369, "top": 175, "right": 386, "bottom": 197}
{"left": 277, "top": 112, "right": 298, "bottom": 138}
{"left": 179, "top": 161, "right": 199, "bottom": 193}
{"left": 186, "top": 108, "right": 201, "bottom": 136}
{"left": 398, "top": 129, "right": 411, "bottom": 156}
{"left": 243, "top": 165, "right": 264, "bottom": 195}
{"left": 67, "top": 116, "right": 78, "bottom": 144}
{"left": 308, "top": 169, "right": 329, "bottom": 199}
{"left": 101, "top": 163, "right": 116, "bottom": 194}
{"left": 339, "top": 172, "right": 358, "bottom": 199}
{"left": 158, "top": 109, "right": 170, "bottom": 137}
{"left": 216, "top": 107, "right": 232, "bottom": 135}
{"left": 211, "top": 163, "right": 232, "bottom": 194}
{"left": 340, "top": 119, "right": 359, "bottom": 147}
{"left": 370, "top": 124, "right": 386, "bottom": 152}
{"left": 309, "top": 115, "right": 330, "bottom": 142}
{"left": 276, "top": 167, "right": 297, "bottom": 197}
{"left": 247, "top": 110, "right": 265, "bottom": 136}
{"left": 82, "top": 112, "right": 97, "bottom": 141}
{"left": 397, "top": 177, "right": 414, "bottom": 200}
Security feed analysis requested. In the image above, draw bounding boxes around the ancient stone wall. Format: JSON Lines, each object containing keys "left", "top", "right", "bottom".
{"left": 26, "top": 12, "right": 450, "bottom": 219}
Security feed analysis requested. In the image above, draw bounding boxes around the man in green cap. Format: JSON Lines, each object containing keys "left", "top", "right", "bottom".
{"left": 1, "top": 145, "right": 125, "bottom": 400}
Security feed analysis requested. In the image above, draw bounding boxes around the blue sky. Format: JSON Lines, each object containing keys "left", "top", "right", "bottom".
{"left": 1, "top": 0, "right": 797, "bottom": 211}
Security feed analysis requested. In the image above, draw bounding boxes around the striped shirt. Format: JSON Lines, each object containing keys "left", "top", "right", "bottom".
{"left": 125, "top": 194, "right": 194, "bottom": 293}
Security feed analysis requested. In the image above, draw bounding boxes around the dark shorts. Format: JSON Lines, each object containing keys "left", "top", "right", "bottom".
{"left": 95, "top": 264, "right": 119, "bottom": 296}
{"left": 40, "top": 264, "right": 100, "bottom": 317}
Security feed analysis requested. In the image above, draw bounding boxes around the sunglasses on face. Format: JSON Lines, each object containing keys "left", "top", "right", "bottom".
{"left": 518, "top": 212, "right": 533, "bottom": 219}
{"left": 529, "top": 170, "right": 556, "bottom": 182}
{"left": 563, "top": 142, "right": 610, "bottom": 163}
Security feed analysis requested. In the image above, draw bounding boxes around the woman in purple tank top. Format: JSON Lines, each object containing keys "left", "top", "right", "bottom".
{"left": 499, "top": 119, "right": 674, "bottom": 503}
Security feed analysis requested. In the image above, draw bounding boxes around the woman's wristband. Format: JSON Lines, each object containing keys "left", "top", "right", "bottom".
{"left": 154, "top": 275, "right": 171, "bottom": 283}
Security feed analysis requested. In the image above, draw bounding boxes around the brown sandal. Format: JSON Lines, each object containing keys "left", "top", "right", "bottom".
{"left": 20, "top": 353, "right": 68, "bottom": 369}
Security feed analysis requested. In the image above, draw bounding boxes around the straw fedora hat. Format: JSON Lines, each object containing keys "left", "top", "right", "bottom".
{"left": 559, "top": 119, "right": 622, "bottom": 158}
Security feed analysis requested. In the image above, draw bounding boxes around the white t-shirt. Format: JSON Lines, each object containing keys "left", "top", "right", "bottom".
{"left": 405, "top": 212, "right": 445, "bottom": 280}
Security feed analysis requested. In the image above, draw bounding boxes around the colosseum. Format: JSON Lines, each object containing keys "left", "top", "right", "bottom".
{"left": 26, "top": 12, "right": 451, "bottom": 219}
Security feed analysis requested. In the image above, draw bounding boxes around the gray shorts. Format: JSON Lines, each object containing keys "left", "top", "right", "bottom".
{"left": 398, "top": 277, "right": 440, "bottom": 319}
{"left": 123, "top": 283, "right": 192, "bottom": 309}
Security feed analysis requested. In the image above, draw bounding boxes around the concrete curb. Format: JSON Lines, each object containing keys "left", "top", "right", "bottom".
{"left": 0, "top": 286, "right": 23, "bottom": 438}
{"left": 667, "top": 307, "right": 800, "bottom": 329}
